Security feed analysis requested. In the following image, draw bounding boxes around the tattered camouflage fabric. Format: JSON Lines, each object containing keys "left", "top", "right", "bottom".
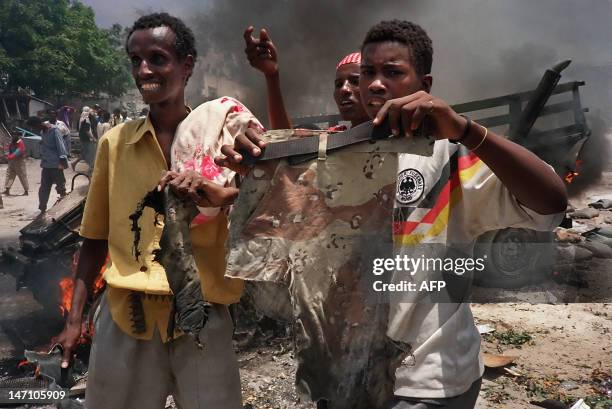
{"left": 226, "top": 129, "right": 433, "bottom": 408}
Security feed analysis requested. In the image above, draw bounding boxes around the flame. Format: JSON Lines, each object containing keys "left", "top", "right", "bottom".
{"left": 58, "top": 252, "right": 109, "bottom": 316}
{"left": 17, "top": 359, "right": 39, "bottom": 378}
{"left": 58, "top": 277, "right": 74, "bottom": 316}
{"left": 93, "top": 269, "right": 106, "bottom": 293}
{"left": 564, "top": 160, "right": 583, "bottom": 184}
{"left": 564, "top": 171, "right": 579, "bottom": 184}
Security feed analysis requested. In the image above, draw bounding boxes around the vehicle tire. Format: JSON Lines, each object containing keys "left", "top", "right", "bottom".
{"left": 473, "top": 228, "right": 554, "bottom": 289}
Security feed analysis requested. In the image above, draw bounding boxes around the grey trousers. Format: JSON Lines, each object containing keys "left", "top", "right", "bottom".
{"left": 38, "top": 168, "right": 66, "bottom": 211}
{"left": 86, "top": 294, "right": 243, "bottom": 409}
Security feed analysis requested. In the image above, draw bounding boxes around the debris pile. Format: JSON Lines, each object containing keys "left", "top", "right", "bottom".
{"left": 550, "top": 192, "right": 612, "bottom": 299}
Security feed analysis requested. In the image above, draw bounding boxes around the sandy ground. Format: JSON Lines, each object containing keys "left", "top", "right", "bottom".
{"left": 0, "top": 157, "right": 90, "bottom": 246}
{"left": 0, "top": 160, "right": 610, "bottom": 409}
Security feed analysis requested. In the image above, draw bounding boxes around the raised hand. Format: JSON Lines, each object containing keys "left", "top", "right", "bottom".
{"left": 244, "top": 26, "right": 279, "bottom": 77}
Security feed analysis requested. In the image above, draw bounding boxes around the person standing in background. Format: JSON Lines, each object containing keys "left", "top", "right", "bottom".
{"left": 243, "top": 26, "right": 369, "bottom": 131}
{"left": 73, "top": 106, "right": 97, "bottom": 172}
{"left": 3, "top": 133, "right": 29, "bottom": 196}
{"left": 97, "top": 111, "right": 112, "bottom": 137}
{"left": 57, "top": 105, "right": 75, "bottom": 129}
{"left": 111, "top": 108, "right": 123, "bottom": 127}
{"left": 50, "top": 111, "right": 72, "bottom": 158}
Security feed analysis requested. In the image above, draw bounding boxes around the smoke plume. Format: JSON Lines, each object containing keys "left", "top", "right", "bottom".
{"left": 179, "top": 0, "right": 612, "bottom": 127}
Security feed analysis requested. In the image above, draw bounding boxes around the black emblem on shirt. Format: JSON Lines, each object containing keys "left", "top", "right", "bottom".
{"left": 396, "top": 169, "right": 425, "bottom": 205}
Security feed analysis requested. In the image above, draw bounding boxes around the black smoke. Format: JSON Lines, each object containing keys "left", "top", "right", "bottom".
{"left": 178, "top": 0, "right": 612, "bottom": 127}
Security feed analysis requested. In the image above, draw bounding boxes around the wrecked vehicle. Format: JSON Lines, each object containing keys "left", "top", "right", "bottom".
{"left": 1, "top": 174, "right": 90, "bottom": 315}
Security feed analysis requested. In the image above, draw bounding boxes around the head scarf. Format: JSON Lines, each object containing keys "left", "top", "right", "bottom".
{"left": 80, "top": 106, "right": 91, "bottom": 125}
{"left": 336, "top": 52, "right": 361, "bottom": 70}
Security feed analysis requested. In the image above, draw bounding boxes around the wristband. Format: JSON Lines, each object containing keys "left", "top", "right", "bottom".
{"left": 449, "top": 115, "right": 471, "bottom": 144}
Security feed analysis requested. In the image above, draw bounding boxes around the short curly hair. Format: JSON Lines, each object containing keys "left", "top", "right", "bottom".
{"left": 125, "top": 12, "right": 197, "bottom": 62}
{"left": 361, "top": 20, "right": 433, "bottom": 76}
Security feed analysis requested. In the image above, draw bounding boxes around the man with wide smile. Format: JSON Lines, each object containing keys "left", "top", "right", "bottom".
{"left": 53, "top": 13, "right": 258, "bottom": 409}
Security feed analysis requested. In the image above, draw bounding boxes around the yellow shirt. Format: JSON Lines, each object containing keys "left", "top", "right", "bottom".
{"left": 80, "top": 114, "right": 243, "bottom": 341}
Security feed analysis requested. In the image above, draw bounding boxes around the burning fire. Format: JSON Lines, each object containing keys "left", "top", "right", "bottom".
{"left": 564, "top": 171, "right": 579, "bottom": 184}
{"left": 58, "top": 251, "right": 108, "bottom": 316}
{"left": 58, "top": 277, "right": 73, "bottom": 316}
{"left": 16, "top": 359, "right": 38, "bottom": 378}
{"left": 564, "top": 160, "right": 583, "bottom": 184}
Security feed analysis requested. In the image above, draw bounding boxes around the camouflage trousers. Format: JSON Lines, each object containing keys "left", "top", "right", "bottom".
{"left": 4, "top": 158, "right": 29, "bottom": 192}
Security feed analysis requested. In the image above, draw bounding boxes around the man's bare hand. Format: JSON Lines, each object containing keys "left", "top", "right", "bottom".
{"left": 158, "top": 170, "right": 238, "bottom": 207}
{"left": 244, "top": 26, "right": 279, "bottom": 77}
{"left": 215, "top": 126, "right": 266, "bottom": 175}
{"left": 51, "top": 317, "right": 82, "bottom": 369}
{"left": 373, "top": 90, "right": 467, "bottom": 141}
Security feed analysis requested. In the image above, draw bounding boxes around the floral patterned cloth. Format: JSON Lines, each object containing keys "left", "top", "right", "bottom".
{"left": 172, "top": 97, "right": 264, "bottom": 225}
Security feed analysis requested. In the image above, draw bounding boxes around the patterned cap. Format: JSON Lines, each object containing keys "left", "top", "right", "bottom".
{"left": 336, "top": 52, "right": 361, "bottom": 70}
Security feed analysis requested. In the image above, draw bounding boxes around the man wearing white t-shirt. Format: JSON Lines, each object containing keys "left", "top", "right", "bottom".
{"left": 357, "top": 20, "right": 566, "bottom": 408}
{"left": 221, "top": 19, "right": 567, "bottom": 409}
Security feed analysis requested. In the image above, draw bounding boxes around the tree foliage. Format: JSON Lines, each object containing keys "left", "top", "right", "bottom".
{"left": 0, "top": 0, "right": 131, "bottom": 98}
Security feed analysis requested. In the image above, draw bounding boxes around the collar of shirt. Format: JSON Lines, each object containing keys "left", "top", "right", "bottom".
{"left": 124, "top": 107, "right": 192, "bottom": 145}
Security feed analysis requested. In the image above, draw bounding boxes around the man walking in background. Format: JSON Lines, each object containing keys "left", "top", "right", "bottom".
{"left": 26, "top": 116, "right": 68, "bottom": 213}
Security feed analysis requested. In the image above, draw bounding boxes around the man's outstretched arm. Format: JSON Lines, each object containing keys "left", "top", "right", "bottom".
{"left": 373, "top": 91, "right": 568, "bottom": 215}
{"left": 244, "top": 26, "right": 292, "bottom": 130}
